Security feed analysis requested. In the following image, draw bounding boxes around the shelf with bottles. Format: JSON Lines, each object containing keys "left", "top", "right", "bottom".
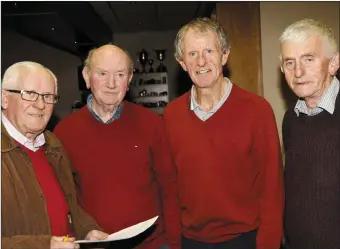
{"left": 129, "top": 73, "right": 169, "bottom": 98}
{"left": 131, "top": 72, "right": 168, "bottom": 86}
{"left": 133, "top": 95, "right": 168, "bottom": 100}
{"left": 129, "top": 72, "right": 169, "bottom": 116}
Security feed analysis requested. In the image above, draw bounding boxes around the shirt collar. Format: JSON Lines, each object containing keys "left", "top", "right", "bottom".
{"left": 190, "top": 77, "right": 232, "bottom": 112}
{"left": 294, "top": 76, "right": 339, "bottom": 116}
{"left": 1, "top": 112, "right": 45, "bottom": 151}
{"left": 86, "top": 93, "right": 123, "bottom": 124}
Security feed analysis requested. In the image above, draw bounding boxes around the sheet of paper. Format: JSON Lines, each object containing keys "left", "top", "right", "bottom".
{"left": 74, "top": 216, "right": 158, "bottom": 244}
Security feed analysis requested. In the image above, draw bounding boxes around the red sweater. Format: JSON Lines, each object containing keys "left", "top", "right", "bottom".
{"left": 20, "top": 145, "right": 70, "bottom": 236}
{"left": 163, "top": 85, "right": 284, "bottom": 249}
{"left": 54, "top": 101, "right": 181, "bottom": 249}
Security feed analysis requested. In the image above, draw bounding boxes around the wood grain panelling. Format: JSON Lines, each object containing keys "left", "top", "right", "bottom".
{"left": 216, "top": 2, "right": 263, "bottom": 96}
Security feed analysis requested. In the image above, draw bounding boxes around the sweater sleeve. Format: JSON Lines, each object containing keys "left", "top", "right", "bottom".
{"left": 2, "top": 235, "right": 51, "bottom": 249}
{"left": 151, "top": 118, "right": 181, "bottom": 249}
{"left": 253, "top": 102, "right": 284, "bottom": 249}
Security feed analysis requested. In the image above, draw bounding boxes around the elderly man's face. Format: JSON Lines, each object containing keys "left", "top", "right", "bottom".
{"left": 177, "top": 29, "right": 229, "bottom": 89}
{"left": 280, "top": 36, "right": 337, "bottom": 103}
{"left": 1, "top": 68, "right": 55, "bottom": 138}
{"left": 83, "top": 47, "right": 132, "bottom": 108}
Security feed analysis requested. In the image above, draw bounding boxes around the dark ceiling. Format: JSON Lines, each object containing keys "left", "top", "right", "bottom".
{"left": 2, "top": 1, "right": 215, "bottom": 59}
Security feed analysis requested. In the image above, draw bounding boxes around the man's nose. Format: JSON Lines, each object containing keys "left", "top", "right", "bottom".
{"left": 33, "top": 95, "right": 46, "bottom": 109}
{"left": 107, "top": 75, "right": 116, "bottom": 88}
{"left": 294, "top": 62, "right": 305, "bottom": 78}
{"left": 197, "top": 53, "right": 207, "bottom": 67}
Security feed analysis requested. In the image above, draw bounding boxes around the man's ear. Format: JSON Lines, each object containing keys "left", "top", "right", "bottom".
{"left": 82, "top": 67, "right": 91, "bottom": 89}
{"left": 176, "top": 57, "right": 188, "bottom": 72}
{"left": 128, "top": 72, "right": 133, "bottom": 86}
{"left": 2, "top": 89, "right": 9, "bottom": 110}
{"left": 280, "top": 64, "right": 284, "bottom": 73}
{"left": 329, "top": 52, "right": 340, "bottom": 76}
{"left": 222, "top": 49, "right": 230, "bottom": 66}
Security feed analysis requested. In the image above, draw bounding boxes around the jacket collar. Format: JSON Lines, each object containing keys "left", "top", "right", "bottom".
{"left": 1, "top": 123, "right": 62, "bottom": 152}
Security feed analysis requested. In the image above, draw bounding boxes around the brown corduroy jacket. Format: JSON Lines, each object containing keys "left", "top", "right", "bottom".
{"left": 1, "top": 124, "right": 101, "bottom": 249}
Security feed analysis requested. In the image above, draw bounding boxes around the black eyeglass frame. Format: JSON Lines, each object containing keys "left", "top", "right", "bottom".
{"left": 5, "top": 89, "right": 60, "bottom": 104}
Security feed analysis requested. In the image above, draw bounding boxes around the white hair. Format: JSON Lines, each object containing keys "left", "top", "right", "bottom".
{"left": 1, "top": 61, "right": 58, "bottom": 93}
{"left": 279, "top": 19, "right": 338, "bottom": 61}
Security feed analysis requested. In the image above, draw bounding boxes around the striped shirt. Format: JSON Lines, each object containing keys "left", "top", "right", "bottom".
{"left": 86, "top": 94, "right": 123, "bottom": 123}
{"left": 190, "top": 77, "right": 233, "bottom": 121}
{"left": 294, "top": 77, "right": 340, "bottom": 116}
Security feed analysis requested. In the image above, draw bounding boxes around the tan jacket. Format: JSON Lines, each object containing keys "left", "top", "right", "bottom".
{"left": 1, "top": 124, "right": 100, "bottom": 249}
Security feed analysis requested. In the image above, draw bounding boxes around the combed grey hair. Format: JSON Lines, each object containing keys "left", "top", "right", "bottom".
{"left": 83, "top": 43, "right": 134, "bottom": 75}
{"left": 1, "top": 61, "right": 58, "bottom": 93}
{"left": 279, "top": 19, "right": 338, "bottom": 61}
{"left": 174, "top": 17, "right": 231, "bottom": 61}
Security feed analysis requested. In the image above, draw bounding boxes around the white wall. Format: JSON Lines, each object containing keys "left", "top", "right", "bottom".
{"left": 260, "top": 2, "right": 340, "bottom": 150}
{"left": 1, "top": 30, "right": 83, "bottom": 120}
{"left": 113, "top": 30, "right": 190, "bottom": 101}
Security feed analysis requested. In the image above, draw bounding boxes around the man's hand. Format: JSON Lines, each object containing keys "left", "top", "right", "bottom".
{"left": 85, "top": 230, "right": 109, "bottom": 241}
{"left": 50, "top": 236, "right": 80, "bottom": 249}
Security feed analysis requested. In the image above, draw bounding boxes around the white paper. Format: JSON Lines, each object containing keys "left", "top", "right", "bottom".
{"left": 74, "top": 216, "right": 158, "bottom": 244}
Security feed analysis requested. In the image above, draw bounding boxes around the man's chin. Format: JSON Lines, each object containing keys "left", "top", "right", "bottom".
{"left": 295, "top": 92, "right": 314, "bottom": 100}
{"left": 26, "top": 124, "right": 47, "bottom": 134}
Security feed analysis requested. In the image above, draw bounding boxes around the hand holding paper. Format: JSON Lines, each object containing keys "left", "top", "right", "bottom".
{"left": 74, "top": 216, "right": 158, "bottom": 244}
{"left": 85, "top": 230, "right": 109, "bottom": 241}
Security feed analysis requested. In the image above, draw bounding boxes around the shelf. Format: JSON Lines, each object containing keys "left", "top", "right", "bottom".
{"left": 134, "top": 72, "right": 168, "bottom": 75}
{"left": 130, "top": 71, "right": 169, "bottom": 117}
{"left": 136, "top": 83, "right": 167, "bottom": 86}
{"left": 133, "top": 95, "right": 168, "bottom": 99}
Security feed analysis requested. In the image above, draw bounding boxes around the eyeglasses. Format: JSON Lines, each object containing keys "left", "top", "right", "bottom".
{"left": 5, "top": 89, "right": 60, "bottom": 104}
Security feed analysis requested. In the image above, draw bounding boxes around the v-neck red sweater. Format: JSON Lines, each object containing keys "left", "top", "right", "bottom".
{"left": 163, "top": 84, "right": 284, "bottom": 249}
{"left": 54, "top": 101, "right": 181, "bottom": 249}
{"left": 19, "top": 145, "right": 70, "bottom": 236}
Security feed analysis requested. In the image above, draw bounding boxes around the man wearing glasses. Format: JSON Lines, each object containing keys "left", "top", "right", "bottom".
{"left": 1, "top": 61, "right": 108, "bottom": 249}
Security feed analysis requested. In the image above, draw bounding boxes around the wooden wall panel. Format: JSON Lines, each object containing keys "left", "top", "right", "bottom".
{"left": 216, "top": 2, "right": 263, "bottom": 96}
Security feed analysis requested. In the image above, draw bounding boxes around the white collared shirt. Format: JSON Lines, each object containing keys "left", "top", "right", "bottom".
{"left": 1, "top": 112, "right": 45, "bottom": 151}
{"left": 294, "top": 77, "right": 340, "bottom": 116}
{"left": 190, "top": 77, "right": 233, "bottom": 121}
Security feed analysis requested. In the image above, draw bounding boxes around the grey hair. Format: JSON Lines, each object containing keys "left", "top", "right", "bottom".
{"left": 1, "top": 61, "right": 58, "bottom": 93}
{"left": 174, "top": 17, "right": 231, "bottom": 61}
{"left": 279, "top": 19, "right": 338, "bottom": 61}
{"left": 83, "top": 43, "right": 134, "bottom": 74}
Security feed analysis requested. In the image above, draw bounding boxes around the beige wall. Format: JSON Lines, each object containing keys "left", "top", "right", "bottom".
{"left": 260, "top": 2, "right": 340, "bottom": 150}
{"left": 113, "top": 30, "right": 189, "bottom": 101}
{"left": 1, "top": 30, "right": 83, "bottom": 120}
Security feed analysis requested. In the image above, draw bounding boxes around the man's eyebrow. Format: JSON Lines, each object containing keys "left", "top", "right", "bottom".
{"left": 283, "top": 53, "right": 315, "bottom": 61}
{"left": 95, "top": 67, "right": 108, "bottom": 72}
{"left": 282, "top": 57, "right": 295, "bottom": 61}
{"left": 301, "top": 53, "right": 315, "bottom": 57}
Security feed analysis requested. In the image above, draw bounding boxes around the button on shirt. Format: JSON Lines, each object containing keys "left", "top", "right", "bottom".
{"left": 294, "top": 77, "right": 340, "bottom": 117}
{"left": 1, "top": 112, "right": 45, "bottom": 151}
{"left": 190, "top": 77, "right": 233, "bottom": 121}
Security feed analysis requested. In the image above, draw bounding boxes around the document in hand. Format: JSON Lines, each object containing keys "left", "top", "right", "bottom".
{"left": 74, "top": 216, "right": 158, "bottom": 244}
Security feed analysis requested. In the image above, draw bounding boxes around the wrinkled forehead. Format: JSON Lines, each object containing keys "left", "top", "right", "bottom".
{"left": 183, "top": 28, "right": 220, "bottom": 49}
{"left": 91, "top": 48, "right": 129, "bottom": 71}
{"left": 185, "top": 28, "right": 212, "bottom": 39}
{"left": 281, "top": 36, "right": 325, "bottom": 58}
{"left": 19, "top": 68, "right": 56, "bottom": 93}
